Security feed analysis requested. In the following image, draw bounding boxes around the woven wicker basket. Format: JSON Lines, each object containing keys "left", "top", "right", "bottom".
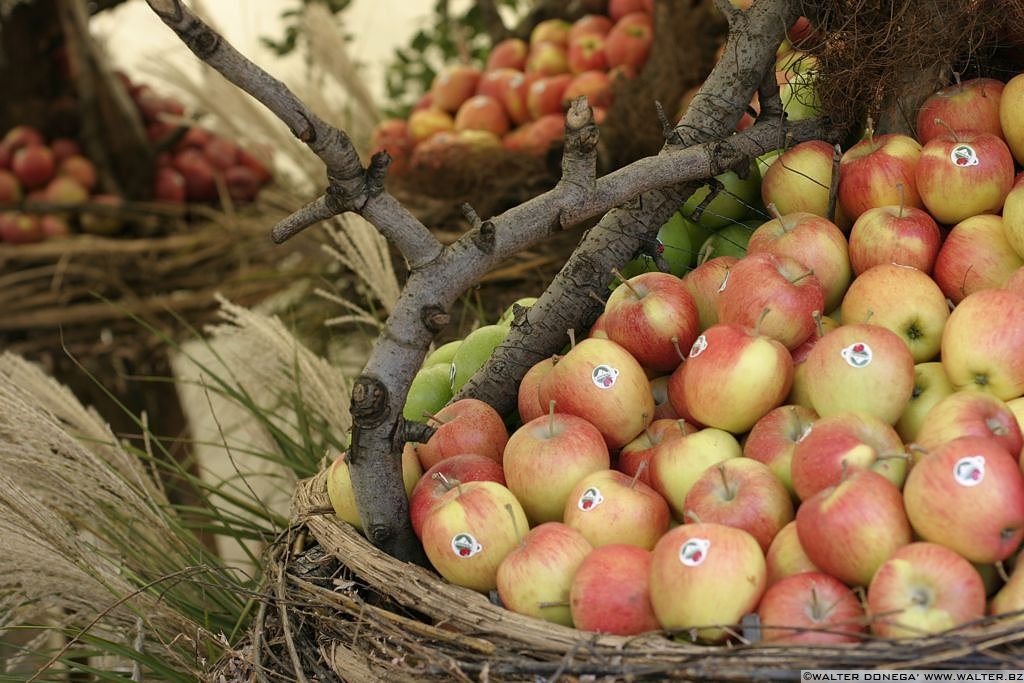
{"left": 230, "top": 470, "right": 1024, "bottom": 682}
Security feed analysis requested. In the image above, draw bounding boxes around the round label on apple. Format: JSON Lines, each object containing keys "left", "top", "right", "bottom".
{"left": 679, "top": 537, "right": 711, "bottom": 567}
{"left": 950, "top": 143, "right": 980, "bottom": 168}
{"left": 577, "top": 486, "right": 605, "bottom": 511}
{"left": 592, "top": 365, "right": 619, "bottom": 389}
{"left": 953, "top": 455, "right": 986, "bottom": 487}
{"left": 689, "top": 334, "right": 708, "bottom": 358}
{"left": 840, "top": 342, "right": 873, "bottom": 368}
{"left": 450, "top": 532, "right": 483, "bottom": 558}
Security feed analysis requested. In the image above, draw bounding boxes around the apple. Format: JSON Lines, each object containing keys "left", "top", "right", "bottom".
{"left": 777, "top": 51, "right": 823, "bottom": 122}
{"left": 79, "top": 194, "right": 125, "bottom": 235}
{"left": 498, "top": 296, "right": 537, "bottom": 326}
{"left": 562, "top": 69, "right": 613, "bottom": 109}
{"left": 450, "top": 323, "right": 509, "bottom": 392}
{"left": 414, "top": 398, "right": 509, "bottom": 470}
{"left": 617, "top": 418, "right": 694, "bottom": 485}
{"left": 940, "top": 288, "right": 1024, "bottom": 400}
{"left": 602, "top": 271, "right": 700, "bottom": 373}
{"left": 569, "top": 543, "right": 659, "bottom": 635}
{"left": 716, "top": 251, "right": 825, "bottom": 351}
{"left": 538, "top": 337, "right": 654, "bottom": 449}
{"left": 796, "top": 469, "right": 912, "bottom": 587}
{"left": 203, "top": 137, "right": 238, "bottom": 171}
{"left": 407, "top": 108, "right": 456, "bottom": 144}
{"left": 0, "top": 212, "right": 43, "bottom": 244}
{"left": 502, "top": 406, "right": 610, "bottom": 525}
{"left": 895, "top": 362, "right": 956, "bottom": 444}
{"left": 933, "top": 214, "right": 1024, "bottom": 302}
{"left": 0, "top": 169, "right": 21, "bottom": 203}
{"left": 153, "top": 166, "right": 187, "bottom": 203}
{"left": 569, "top": 14, "right": 614, "bottom": 43}
{"left": 326, "top": 447, "right": 422, "bottom": 531}
{"left": 839, "top": 263, "right": 949, "bottom": 363}
{"left": 529, "top": 18, "right": 571, "bottom": 47}
{"left": 430, "top": 65, "right": 482, "bottom": 113}
{"left": 496, "top": 522, "right": 592, "bottom": 627}
{"left": 57, "top": 155, "right": 97, "bottom": 192}
{"left": 745, "top": 210, "right": 852, "bottom": 313}
{"left": 990, "top": 552, "right": 1024, "bottom": 618}
{"left": 649, "top": 522, "right": 767, "bottom": 642}
{"left": 680, "top": 161, "right": 762, "bottom": 230}
{"left": 408, "top": 452, "right": 506, "bottom": 538}
{"left": 916, "top": 77, "right": 1005, "bottom": 144}
{"left": 609, "top": 0, "right": 652, "bottom": 20}
{"left": 173, "top": 148, "right": 217, "bottom": 201}
{"left": 421, "top": 481, "right": 529, "bottom": 593}
{"left": 642, "top": 212, "right": 714, "bottom": 277}
{"left": 664, "top": 359, "right": 705, "bottom": 427}
{"left": 403, "top": 363, "right": 453, "bottom": 424}
{"left": 43, "top": 176, "right": 88, "bottom": 205}
{"left": 567, "top": 33, "right": 608, "bottom": 74}
{"left": 790, "top": 411, "right": 908, "bottom": 502}
{"left": 916, "top": 129, "right": 1014, "bottom": 225}
{"left": 605, "top": 12, "right": 653, "bottom": 71}
{"left": 803, "top": 323, "right": 916, "bottom": 425}
{"left": 649, "top": 375, "right": 679, "bottom": 420}
{"left": 11, "top": 144, "right": 55, "bottom": 189}
{"left": 743, "top": 404, "right": 817, "bottom": 496}
{"left": 486, "top": 38, "right": 528, "bottom": 71}
{"left": 526, "top": 73, "right": 573, "bottom": 119}
{"left": 649, "top": 426, "right": 742, "bottom": 520}
{"left": 838, "top": 131, "right": 923, "bottom": 221}
{"left": 682, "top": 458, "right": 794, "bottom": 552}
{"left": 1004, "top": 176, "right": 1024, "bottom": 260}
{"left": 680, "top": 255, "right": 737, "bottom": 330}
{"left": 765, "top": 519, "right": 821, "bottom": 584}
{"left": 760, "top": 140, "right": 839, "bottom": 221}
{"left": 787, "top": 314, "right": 840, "bottom": 413}
{"left": 39, "top": 214, "right": 70, "bottom": 239}
{"left": 758, "top": 571, "right": 867, "bottom": 644}
{"left": 453, "top": 95, "right": 510, "bottom": 137}
{"left": 424, "top": 339, "right": 462, "bottom": 367}
{"left": 516, "top": 355, "right": 555, "bottom": 424}
{"left": 1001, "top": 73, "right": 1024, "bottom": 165}
{"left": 562, "top": 468, "right": 671, "bottom": 550}
{"left": 224, "top": 165, "right": 261, "bottom": 202}
{"left": 1, "top": 125, "right": 44, "bottom": 152}
{"left": 847, "top": 203, "right": 942, "bottom": 275}
{"left": 903, "top": 435, "right": 1024, "bottom": 564}
{"left": 678, "top": 322, "right": 794, "bottom": 434}
{"left": 698, "top": 220, "right": 755, "bottom": 261}
{"left": 525, "top": 42, "right": 570, "bottom": 77}
{"left": 867, "top": 542, "right": 986, "bottom": 638}
{"left": 914, "top": 391, "right": 1023, "bottom": 461}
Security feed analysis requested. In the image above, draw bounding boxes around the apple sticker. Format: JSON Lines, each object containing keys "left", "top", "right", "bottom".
{"left": 592, "top": 364, "right": 619, "bottom": 389}
{"left": 953, "top": 455, "right": 986, "bottom": 487}
{"left": 841, "top": 341, "right": 873, "bottom": 368}
{"left": 679, "top": 537, "right": 711, "bottom": 567}
{"left": 950, "top": 143, "right": 980, "bottom": 168}
{"left": 450, "top": 532, "right": 483, "bottom": 558}
{"left": 577, "top": 486, "right": 604, "bottom": 511}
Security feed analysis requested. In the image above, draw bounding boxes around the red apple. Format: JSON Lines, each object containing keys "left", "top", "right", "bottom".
{"left": 486, "top": 38, "right": 528, "bottom": 71}
{"left": 496, "top": 522, "right": 592, "bottom": 626}
{"left": 617, "top": 418, "right": 695, "bottom": 484}
{"left": 562, "top": 69, "right": 613, "bottom": 109}
{"left": 940, "top": 288, "right": 1024, "bottom": 400}
{"left": 605, "top": 13, "right": 653, "bottom": 72}
{"left": 408, "top": 452, "right": 506, "bottom": 539}
{"left": 49, "top": 137, "right": 80, "bottom": 163}
{"left": 568, "top": 14, "right": 614, "bottom": 43}
{"left": 570, "top": 543, "right": 659, "bottom": 635}
{"left": 914, "top": 391, "right": 1023, "bottom": 461}
{"left": 796, "top": 468, "right": 912, "bottom": 587}
{"left": 680, "top": 254, "right": 737, "bottom": 330}
{"left": 765, "top": 519, "right": 821, "bottom": 584}
{"left": 682, "top": 458, "right": 794, "bottom": 552}
{"left": 567, "top": 33, "right": 608, "bottom": 74}
{"left": 602, "top": 271, "right": 700, "bottom": 374}
{"left": 0, "top": 169, "right": 22, "bottom": 203}
{"left": 43, "top": 176, "right": 88, "bottom": 205}
{"left": 848, "top": 204, "right": 941, "bottom": 275}
{"left": 39, "top": 214, "right": 70, "bottom": 239}
{"left": 563, "top": 468, "right": 671, "bottom": 550}
{"left": 453, "top": 94, "right": 510, "bottom": 137}
{"left": 916, "top": 77, "right": 1005, "bottom": 144}
{"left": 11, "top": 144, "right": 55, "bottom": 189}
{"left": 790, "top": 411, "right": 908, "bottom": 502}
{"left": 526, "top": 73, "right": 573, "bottom": 120}
{"left": 933, "top": 214, "right": 1023, "bottom": 302}
{"left": 758, "top": 571, "right": 867, "bottom": 644}
{"left": 0, "top": 212, "right": 44, "bottom": 244}
{"left": 56, "top": 155, "right": 97, "bottom": 192}
{"left": 224, "top": 165, "right": 261, "bottom": 202}
{"left": 903, "top": 435, "right": 1024, "bottom": 564}
{"left": 609, "top": 0, "right": 652, "bottom": 21}
{"left": 502, "top": 407, "right": 610, "bottom": 525}
{"left": 867, "top": 542, "right": 986, "bottom": 638}
{"left": 649, "top": 426, "right": 742, "bottom": 520}
{"left": 838, "top": 132, "right": 923, "bottom": 221}
{"left": 415, "top": 398, "right": 509, "bottom": 470}
{"left": 420, "top": 481, "right": 529, "bottom": 593}
{"left": 1, "top": 125, "right": 44, "bottom": 152}
{"left": 530, "top": 18, "right": 571, "bottom": 47}
{"left": 407, "top": 108, "right": 455, "bottom": 144}
{"left": 716, "top": 251, "right": 825, "bottom": 351}
{"left": 173, "top": 148, "right": 217, "bottom": 202}
{"left": 203, "top": 136, "right": 238, "bottom": 171}
{"left": 743, "top": 404, "right": 817, "bottom": 496}
{"left": 153, "top": 166, "right": 187, "bottom": 203}
{"left": 430, "top": 64, "right": 483, "bottom": 113}
{"left": 915, "top": 129, "right": 1014, "bottom": 225}
{"left": 803, "top": 323, "right": 916, "bottom": 425}
{"left": 649, "top": 522, "right": 767, "bottom": 642}
{"left": 525, "top": 42, "right": 570, "bottom": 76}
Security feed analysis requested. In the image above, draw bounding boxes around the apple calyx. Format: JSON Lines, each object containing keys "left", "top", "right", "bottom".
{"left": 910, "top": 585, "right": 933, "bottom": 607}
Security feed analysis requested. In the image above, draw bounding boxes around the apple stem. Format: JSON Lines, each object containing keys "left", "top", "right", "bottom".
{"left": 630, "top": 460, "right": 649, "bottom": 489}
{"left": 766, "top": 202, "right": 789, "bottom": 232}
{"left": 567, "top": 328, "right": 577, "bottom": 349}
{"left": 611, "top": 267, "right": 642, "bottom": 298}
{"left": 547, "top": 399, "right": 557, "bottom": 437}
{"left": 811, "top": 310, "right": 824, "bottom": 338}
{"left": 676, "top": 418, "right": 690, "bottom": 435}
{"left": 505, "top": 503, "right": 525, "bottom": 545}
{"left": 863, "top": 308, "right": 875, "bottom": 325}
{"left": 424, "top": 411, "right": 448, "bottom": 427}
{"left": 755, "top": 307, "right": 771, "bottom": 335}
{"left": 537, "top": 600, "right": 571, "bottom": 609}
{"left": 791, "top": 268, "right": 816, "bottom": 285}
{"left": 896, "top": 182, "right": 905, "bottom": 219}
{"left": 697, "top": 240, "right": 714, "bottom": 266}
{"left": 431, "top": 471, "right": 457, "bottom": 491}
{"left": 952, "top": 70, "right": 962, "bottom": 90}
{"left": 672, "top": 336, "right": 686, "bottom": 361}
{"left": 933, "top": 117, "right": 960, "bottom": 142}
{"left": 996, "top": 560, "right": 1011, "bottom": 583}
{"left": 684, "top": 509, "right": 703, "bottom": 524}
{"left": 717, "top": 463, "right": 735, "bottom": 500}
{"left": 865, "top": 116, "right": 875, "bottom": 147}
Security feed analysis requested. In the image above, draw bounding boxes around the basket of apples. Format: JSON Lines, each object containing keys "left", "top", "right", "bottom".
{"left": 259, "top": 68, "right": 1024, "bottom": 682}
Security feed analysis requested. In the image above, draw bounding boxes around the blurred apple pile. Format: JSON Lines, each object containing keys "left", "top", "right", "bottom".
{"left": 369, "top": 0, "right": 657, "bottom": 173}
{"left": 328, "top": 67, "right": 1024, "bottom": 644}
{"left": 0, "top": 74, "right": 273, "bottom": 245}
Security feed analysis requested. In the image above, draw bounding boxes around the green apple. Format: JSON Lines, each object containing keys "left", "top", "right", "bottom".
{"left": 681, "top": 161, "right": 762, "bottom": 230}
{"left": 498, "top": 297, "right": 538, "bottom": 325}
{"left": 450, "top": 324, "right": 509, "bottom": 392}
{"left": 404, "top": 363, "right": 454, "bottom": 423}
{"left": 756, "top": 149, "right": 784, "bottom": 176}
{"left": 777, "top": 51, "right": 821, "bottom": 121}
{"left": 424, "top": 339, "right": 463, "bottom": 367}
{"left": 698, "top": 220, "right": 756, "bottom": 262}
